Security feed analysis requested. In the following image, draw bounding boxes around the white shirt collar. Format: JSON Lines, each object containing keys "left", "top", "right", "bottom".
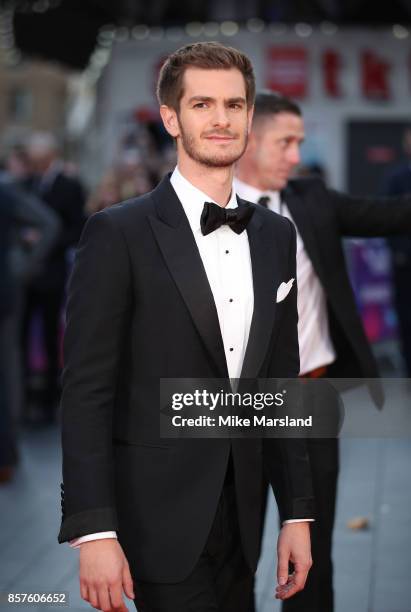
{"left": 234, "top": 177, "right": 281, "bottom": 213}
{"left": 170, "top": 166, "right": 238, "bottom": 234}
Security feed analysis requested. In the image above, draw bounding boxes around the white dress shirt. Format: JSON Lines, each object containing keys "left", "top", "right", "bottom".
{"left": 234, "top": 178, "right": 336, "bottom": 376}
{"left": 70, "top": 169, "right": 311, "bottom": 548}
{"left": 171, "top": 167, "right": 255, "bottom": 381}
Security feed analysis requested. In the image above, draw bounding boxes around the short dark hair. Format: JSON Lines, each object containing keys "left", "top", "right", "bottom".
{"left": 253, "top": 91, "right": 302, "bottom": 122}
{"left": 157, "top": 41, "right": 255, "bottom": 111}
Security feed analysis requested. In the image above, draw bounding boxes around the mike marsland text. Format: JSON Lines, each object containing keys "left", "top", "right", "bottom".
{"left": 171, "top": 415, "right": 313, "bottom": 428}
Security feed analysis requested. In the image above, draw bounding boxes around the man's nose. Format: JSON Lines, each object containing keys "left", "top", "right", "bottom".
{"left": 212, "top": 106, "right": 230, "bottom": 128}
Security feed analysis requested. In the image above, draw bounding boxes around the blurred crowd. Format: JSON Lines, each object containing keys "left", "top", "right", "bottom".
{"left": 87, "top": 120, "right": 176, "bottom": 214}
{"left": 0, "top": 122, "right": 176, "bottom": 484}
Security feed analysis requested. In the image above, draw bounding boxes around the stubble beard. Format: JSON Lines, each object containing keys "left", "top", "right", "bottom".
{"left": 177, "top": 119, "right": 248, "bottom": 168}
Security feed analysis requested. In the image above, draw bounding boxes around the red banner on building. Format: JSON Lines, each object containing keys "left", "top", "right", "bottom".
{"left": 322, "top": 49, "right": 342, "bottom": 97}
{"left": 361, "top": 50, "right": 390, "bottom": 100}
{"left": 266, "top": 47, "right": 308, "bottom": 98}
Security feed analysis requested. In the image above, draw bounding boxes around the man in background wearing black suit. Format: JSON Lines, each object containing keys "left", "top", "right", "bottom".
{"left": 0, "top": 181, "right": 59, "bottom": 481}
{"left": 235, "top": 91, "right": 411, "bottom": 612}
{"left": 22, "top": 133, "right": 85, "bottom": 419}
{"left": 383, "top": 126, "right": 411, "bottom": 377}
{"left": 58, "top": 43, "right": 315, "bottom": 612}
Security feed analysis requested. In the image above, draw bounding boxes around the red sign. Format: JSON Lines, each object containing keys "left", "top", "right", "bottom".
{"left": 361, "top": 51, "right": 390, "bottom": 99}
{"left": 266, "top": 47, "right": 308, "bottom": 98}
{"left": 322, "top": 49, "right": 342, "bottom": 97}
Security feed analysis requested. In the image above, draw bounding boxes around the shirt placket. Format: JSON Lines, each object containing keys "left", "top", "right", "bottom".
{"left": 218, "top": 227, "right": 244, "bottom": 380}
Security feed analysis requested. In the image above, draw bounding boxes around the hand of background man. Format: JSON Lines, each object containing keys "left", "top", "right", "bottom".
{"left": 275, "top": 522, "right": 312, "bottom": 600}
{"left": 79, "top": 539, "right": 135, "bottom": 611}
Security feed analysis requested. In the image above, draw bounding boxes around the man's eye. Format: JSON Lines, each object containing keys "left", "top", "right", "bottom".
{"left": 194, "top": 103, "right": 208, "bottom": 108}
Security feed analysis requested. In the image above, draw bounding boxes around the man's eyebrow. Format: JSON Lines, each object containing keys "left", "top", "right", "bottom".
{"left": 187, "top": 96, "right": 215, "bottom": 104}
{"left": 186, "top": 96, "right": 247, "bottom": 104}
{"left": 226, "top": 97, "right": 247, "bottom": 104}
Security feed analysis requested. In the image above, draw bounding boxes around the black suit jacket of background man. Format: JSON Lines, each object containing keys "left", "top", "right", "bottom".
{"left": 58, "top": 176, "right": 315, "bottom": 583}
{"left": 282, "top": 177, "right": 411, "bottom": 404}
{"left": 30, "top": 171, "right": 86, "bottom": 290}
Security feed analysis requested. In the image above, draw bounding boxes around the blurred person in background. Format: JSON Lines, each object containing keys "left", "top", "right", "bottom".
{"left": 3, "top": 145, "right": 32, "bottom": 187}
{"left": 22, "top": 132, "right": 86, "bottom": 421}
{"left": 0, "top": 180, "right": 59, "bottom": 482}
{"left": 120, "top": 121, "right": 163, "bottom": 185}
{"left": 0, "top": 145, "right": 60, "bottom": 426}
{"left": 382, "top": 126, "right": 411, "bottom": 377}
{"left": 0, "top": 185, "right": 17, "bottom": 483}
{"left": 86, "top": 169, "right": 123, "bottom": 215}
{"left": 115, "top": 150, "right": 155, "bottom": 199}
{"left": 235, "top": 91, "right": 411, "bottom": 612}
{"left": 86, "top": 155, "right": 154, "bottom": 216}
{"left": 158, "top": 144, "right": 178, "bottom": 177}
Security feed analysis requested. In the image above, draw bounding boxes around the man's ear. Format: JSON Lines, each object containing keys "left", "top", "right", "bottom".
{"left": 160, "top": 105, "right": 180, "bottom": 138}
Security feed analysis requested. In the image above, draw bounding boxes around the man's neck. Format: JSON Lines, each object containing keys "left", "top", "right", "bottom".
{"left": 177, "top": 156, "right": 234, "bottom": 207}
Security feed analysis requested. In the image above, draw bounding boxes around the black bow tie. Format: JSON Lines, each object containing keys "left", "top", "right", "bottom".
{"left": 257, "top": 196, "right": 270, "bottom": 208}
{"left": 200, "top": 201, "right": 255, "bottom": 236}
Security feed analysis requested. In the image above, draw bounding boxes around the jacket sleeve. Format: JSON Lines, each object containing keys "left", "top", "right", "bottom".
{"left": 11, "top": 186, "right": 61, "bottom": 280}
{"left": 58, "top": 209, "right": 132, "bottom": 543}
{"left": 262, "top": 219, "right": 315, "bottom": 522}
{"left": 326, "top": 183, "right": 411, "bottom": 237}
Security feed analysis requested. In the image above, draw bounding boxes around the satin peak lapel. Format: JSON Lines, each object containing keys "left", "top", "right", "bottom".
{"left": 240, "top": 204, "right": 280, "bottom": 379}
{"left": 148, "top": 177, "right": 228, "bottom": 378}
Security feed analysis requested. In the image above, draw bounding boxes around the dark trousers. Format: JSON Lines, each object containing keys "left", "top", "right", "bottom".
{"left": 21, "top": 282, "right": 65, "bottom": 409}
{"left": 282, "top": 437, "right": 339, "bottom": 612}
{"left": 132, "top": 465, "right": 253, "bottom": 612}
{"left": 0, "top": 313, "right": 19, "bottom": 467}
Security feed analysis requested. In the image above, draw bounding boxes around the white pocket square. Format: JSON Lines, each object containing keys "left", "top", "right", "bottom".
{"left": 276, "top": 278, "right": 295, "bottom": 303}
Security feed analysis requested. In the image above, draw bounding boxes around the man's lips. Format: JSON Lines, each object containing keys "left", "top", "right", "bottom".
{"left": 204, "top": 135, "right": 236, "bottom": 142}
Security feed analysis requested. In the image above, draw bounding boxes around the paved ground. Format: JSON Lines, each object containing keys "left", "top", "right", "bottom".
{"left": 256, "top": 437, "right": 411, "bottom": 612}
{"left": 1, "top": 384, "right": 411, "bottom": 611}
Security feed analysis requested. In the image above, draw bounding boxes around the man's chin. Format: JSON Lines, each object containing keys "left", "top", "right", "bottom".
{"left": 201, "top": 157, "right": 239, "bottom": 168}
{"left": 199, "top": 149, "right": 245, "bottom": 168}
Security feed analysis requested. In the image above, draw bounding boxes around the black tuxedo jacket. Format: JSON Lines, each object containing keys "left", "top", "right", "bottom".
{"left": 58, "top": 176, "right": 314, "bottom": 582}
{"left": 282, "top": 177, "right": 411, "bottom": 405}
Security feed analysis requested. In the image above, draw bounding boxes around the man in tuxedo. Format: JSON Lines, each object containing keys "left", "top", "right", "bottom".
{"left": 22, "top": 133, "right": 85, "bottom": 419}
{"left": 58, "top": 43, "right": 314, "bottom": 612}
{"left": 235, "top": 91, "right": 411, "bottom": 612}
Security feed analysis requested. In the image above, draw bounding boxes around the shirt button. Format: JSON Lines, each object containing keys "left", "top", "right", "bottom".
{"left": 229, "top": 298, "right": 233, "bottom": 302}
{"left": 229, "top": 347, "right": 234, "bottom": 352}
{"left": 225, "top": 250, "right": 229, "bottom": 254}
